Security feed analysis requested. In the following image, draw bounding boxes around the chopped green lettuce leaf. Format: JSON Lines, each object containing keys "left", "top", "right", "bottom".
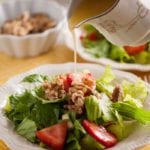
{"left": 16, "top": 118, "right": 37, "bottom": 142}
{"left": 97, "top": 66, "right": 115, "bottom": 84}
{"left": 5, "top": 89, "right": 61, "bottom": 129}
{"left": 134, "top": 51, "right": 150, "bottom": 64}
{"left": 4, "top": 100, "right": 12, "bottom": 112}
{"left": 74, "top": 120, "right": 86, "bottom": 139}
{"left": 85, "top": 96, "right": 101, "bottom": 122}
{"left": 85, "top": 39, "right": 110, "bottom": 58}
{"left": 96, "top": 66, "right": 115, "bottom": 96}
{"left": 30, "top": 100, "right": 60, "bottom": 129}
{"left": 66, "top": 132, "right": 81, "bottom": 150}
{"left": 107, "top": 111, "right": 125, "bottom": 140}
{"left": 107, "top": 121, "right": 136, "bottom": 141}
{"left": 81, "top": 134, "right": 105, "bottom": 150}
{"left": 123, "top": 94, "right": 143, "bottom": 108}
{"left": 5, "top": 90, "right": 37, "bottom": 125}
{"left": 122, "top": 80, "right": 148, "bottom": 102}
{"left": 83, "top": 24, "right": 98, "bottom": 33}
{"left": 113, "top": 101, "right": 150, "bottom": 124}
{"left": 109, "top": 45, "right": 135, "bottom": 63}
{"left": 22, "top": 74, "right": 51, "bottom": 83}
{"left": 99, "top": 94, "right": 114, "bottom": 122}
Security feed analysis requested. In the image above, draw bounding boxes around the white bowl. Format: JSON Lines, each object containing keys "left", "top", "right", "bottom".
{"left": 0, "top": 63, "right": 150, "bottom": 150}
{"left": 0, "top": 0, "right": 67, "bottom": 57}
{"left": 74, "top": 28, "right": 150, "bottom": 72}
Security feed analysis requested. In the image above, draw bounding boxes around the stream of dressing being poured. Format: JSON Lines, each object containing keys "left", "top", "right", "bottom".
{"left": 73, "top": 30, "right": 77, "bottom": 73}
{"left": 70, "top": 0, "right": 116, "bottom": 73}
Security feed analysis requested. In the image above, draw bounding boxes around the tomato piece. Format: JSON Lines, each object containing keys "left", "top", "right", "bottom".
{"left": 66, "top": 73, "right": 74, "bottom": 88}
{"left": 63, "top": 73, "right": 74, "bottom": 91}
{"left": 124, "top": 44, "right": 147, "bottom": 55}
{"left": 80, "top": 35, "right": 84, "bottom": 40}
{"left": 82, "top": 120, "right": 117, "bottom": 148}
{"left": 87, "top": 32, "right": 99, "bottom": 41}
{"left": 36, "top": 122, "right": 68, "bottom": 150}
{"left": 60, "top": 73, "right": 74, "bottom": 92}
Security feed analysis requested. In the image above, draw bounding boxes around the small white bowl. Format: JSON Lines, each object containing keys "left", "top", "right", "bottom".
{"left": 0, "top": 0, "right": 67, "bottom": 57}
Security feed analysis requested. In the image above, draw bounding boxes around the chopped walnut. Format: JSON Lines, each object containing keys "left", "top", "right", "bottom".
{"left": 82, "top": 77, "right": 95, "bottom": 89}
{"left": 1, "top": 11, "right": 56, "bottom": 36}
{"left": 42, "top": 73, "right": 100, "bottom": 114}
{"left": 65, "top": 84, "right": 91, "bottom": 114}
{"left": 43, "top": 77, "right": 66, "bottom": 100}
{"left": 111, "top": 84, "right": 123, "bottom": 102}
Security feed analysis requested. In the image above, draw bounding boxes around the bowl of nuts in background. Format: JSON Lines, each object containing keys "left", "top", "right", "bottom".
{"left": 0, "top": 0, "right": 68, "bottom": 57}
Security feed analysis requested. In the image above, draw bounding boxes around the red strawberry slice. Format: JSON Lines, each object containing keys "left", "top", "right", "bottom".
{"left": 82, "top": 120, "right": 117, "bottom": 148}
{"left": 36, "top": 121, "right": 68, "bottom": 150}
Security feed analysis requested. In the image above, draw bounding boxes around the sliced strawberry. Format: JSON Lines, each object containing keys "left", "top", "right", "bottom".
{"left": 82, "top": 120, "right": 117, "bottom": 148}
{"left": 124, "top": 44, "right": 147, "bottom": 55}
{"left": 36, "top": 121, "right": 68, "bottom": 150}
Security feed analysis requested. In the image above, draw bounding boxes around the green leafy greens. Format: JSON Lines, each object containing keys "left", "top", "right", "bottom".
{"left": 5, "top": 88, "right": 62, "bottom": 142}
{"left": 81, "top": 24, "right": 150, "bottom": 64}
{"left": 113, "top": 101, "right": 150, "bottom": 124}
{"left": 22, "top": 74, "right": 51, "bottom": 83}
{"left": 16, "top": 118, "right": 37, "bottom": 142}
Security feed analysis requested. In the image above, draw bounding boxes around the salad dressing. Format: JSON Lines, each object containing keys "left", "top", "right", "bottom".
{"left": 73, "top": 31, "right": 77, "bottom": 73}
{"left": 69, "top": 0, "right": 116, "bottom": 28}
{"left": 70, "top": 0, "right": 150, "bottom": 46}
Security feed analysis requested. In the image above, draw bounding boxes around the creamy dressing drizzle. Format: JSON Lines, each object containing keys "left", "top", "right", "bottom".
{"left": 73, "top": 30, "right": 77, "bottom": 73}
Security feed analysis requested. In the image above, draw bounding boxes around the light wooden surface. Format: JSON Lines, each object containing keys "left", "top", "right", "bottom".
{"left": 0, "top": 44, "right": 149, "bottom": 84}
{"left": 0, "top": 45, "right": 87, "bottom": 84}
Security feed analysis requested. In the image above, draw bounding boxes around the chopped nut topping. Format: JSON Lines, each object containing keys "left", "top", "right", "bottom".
{"left": 1, "top": 11, "right": 56, "bottom": 36}
{"left": 42, "top": 73, "right": 100, "bottom": 114}
{"left": 43, "top": 77, "right": 66, "bottom": 100}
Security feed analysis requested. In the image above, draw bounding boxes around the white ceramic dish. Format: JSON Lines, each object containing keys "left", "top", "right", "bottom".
{"left": 0, "top": 0, "right": 68, "bottom": 57}
{"left": 0, "top": 63, "right": 150, "bottom": 150}
{"left": 74, "top": 28, "right": 150, "bottom": 72}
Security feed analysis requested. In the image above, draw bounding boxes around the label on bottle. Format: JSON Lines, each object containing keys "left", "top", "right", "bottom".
{"left": 75, "top": 0, "right": 150, "bottom": 46}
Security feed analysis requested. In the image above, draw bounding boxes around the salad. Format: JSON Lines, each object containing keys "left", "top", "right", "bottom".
{"left": 4, "top": 66, "right": 150, "bottom": 150}
{"left": 80, "top": 24, "right": 150, "bottom": 64}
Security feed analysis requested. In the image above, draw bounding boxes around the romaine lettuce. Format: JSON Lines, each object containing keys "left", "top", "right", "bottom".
{"left": 109, "top": 45, "right": 134, "bottom": 63}
{"left": 113, "top": 101, "right": 150, "bottom": 124}
{"left": 22, "top": 74, "right": 51, "bottom": 83}
{"left": 81, "top": 135, "right": 105, "bottom": 150}
{"left": 96, "top": 66, "right": 115, "bottom": 96}
{"left": 16, "top": 118, "right": 37, "bottom": 142}
{"left": 122, "top": 80, "right": 148, "bottom": 102}
{"left": 85, "top": 96, "right": 101, "bottom": 122}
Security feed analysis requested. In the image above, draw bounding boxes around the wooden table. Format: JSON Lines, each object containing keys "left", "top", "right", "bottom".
{"left": 0, "top": 44, "right": 86, "bottom": 84}
{"left": 0, "top": 44, "right": 150, "bottom": 84}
